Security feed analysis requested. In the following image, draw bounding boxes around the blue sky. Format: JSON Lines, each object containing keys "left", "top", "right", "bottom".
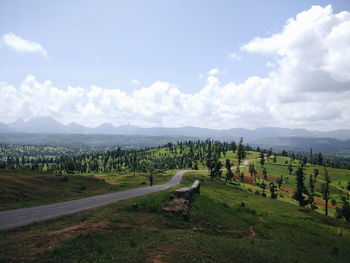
{"left": 1, "top": 0, "right": 348, "bottom": 91}
{"left": 1, "top": 1, "right": 350, "bottom": 129}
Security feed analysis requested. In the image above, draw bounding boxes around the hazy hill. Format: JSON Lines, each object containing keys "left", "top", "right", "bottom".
{"left": 0, "top": 133, "right": 194, "bottom": 147}
{"left": 252, "top": 136, "right": 350, "bottom": 156}
{"left": 2, "top": 117, "right": 350, "bottom": 141}
{"left": 1, "top": 117, "right": 350, "bottom": 155}
{"left": 0, "top": 123, "right": 14, "bottom": 133}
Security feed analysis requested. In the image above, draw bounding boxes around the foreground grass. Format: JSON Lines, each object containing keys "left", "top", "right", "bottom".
{"left": 1, "top": 171, "right": 350, "bottom": 263}
{"left": 0, "top": 169, "right": 174, "bottom": 211}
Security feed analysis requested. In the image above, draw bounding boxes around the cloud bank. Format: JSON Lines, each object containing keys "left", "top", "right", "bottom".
{"left": 1, "top": 33, "right": 47, "bottom": 57}
{"left": 1, "top": 5, "right": 350, "bottom": 130}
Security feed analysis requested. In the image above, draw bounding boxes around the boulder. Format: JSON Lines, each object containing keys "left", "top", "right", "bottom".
{"left": 163, "top": 179, "right": 200, "bottom": 221}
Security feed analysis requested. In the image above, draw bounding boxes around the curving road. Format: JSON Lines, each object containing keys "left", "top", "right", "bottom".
{"left": 0, "top": 170, "right": 188, "bottom": 231}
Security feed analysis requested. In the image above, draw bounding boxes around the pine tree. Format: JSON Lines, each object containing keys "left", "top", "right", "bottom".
{"left": 269, "top": 183, "right": 277, "bottom": 199}
{"left": 262, "top": 167, "right": 267, "bottom": 180}
{"left": 308, "top": 174, "right": 317, "bottom": 210}
{"left": 237, "top": 137, "right": 244, "bottom": 166}
{"left": 293, "top": 167, "right": 308, "bottom": 207}
{"left": 260, "top": 151, "right": 265, "bottom": 167}
{"left": 321, "top": 169, "right": 331, "bottom": 215}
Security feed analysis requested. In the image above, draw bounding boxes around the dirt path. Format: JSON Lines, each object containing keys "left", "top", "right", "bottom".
{"left": 227, "top": 226, "right": 256, "bottom": 237}
{"left": 0, "top": 170, "right": 188, "bottom": 231}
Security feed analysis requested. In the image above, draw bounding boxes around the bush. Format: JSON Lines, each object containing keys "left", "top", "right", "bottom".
{"left": 335, "top": 198, "right": 350, "bottom": 222}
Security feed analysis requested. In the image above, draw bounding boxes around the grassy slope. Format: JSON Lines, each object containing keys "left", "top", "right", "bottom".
{"left": 2, "top": 148, "right": 349, "bottom": 214}
{"left": 0, "top": 169, "right": 174, "bottom": 211}
{"left": 247, "top": 155, "right": 350, "bottom": 216}
{"left": 1, "top": 171, "right": 350, "bottom": 263}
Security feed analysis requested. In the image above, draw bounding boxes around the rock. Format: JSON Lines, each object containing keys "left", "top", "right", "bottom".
{"left": 162, "top": 179, "right": 200, "bottom": 221}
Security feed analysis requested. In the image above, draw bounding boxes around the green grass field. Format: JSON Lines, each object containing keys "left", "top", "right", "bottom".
{"left": 245, "top": 154, "right": 350, "bottom": 216}
{"left": 0, "top": 169, "right": 174, "bottom": 211}
{"left": 1, "top": 149, "right": 350, "bottom": 262}
{"left": 1, "top": 170, "right": 350, "bottom": 263}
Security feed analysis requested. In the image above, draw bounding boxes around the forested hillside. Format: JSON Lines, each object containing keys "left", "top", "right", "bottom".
{"left": 1, "top": 139, "right": 350, "bottom": 262}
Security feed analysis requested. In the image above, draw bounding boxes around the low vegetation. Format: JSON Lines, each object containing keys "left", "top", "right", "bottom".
{"left": 1, "top": 139, "right": 350, "bottom": 262}
{"left": 1, "top": 171, "right": 350, "bottom": 263}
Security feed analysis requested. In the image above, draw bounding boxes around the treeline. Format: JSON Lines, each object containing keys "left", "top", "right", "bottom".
{"left": 0, "top": 140, "right": 240, "bottom": 174}
{"left": 255, "top": 147, "right": 350, "bottom": 170}
{"left": 1, "top": 140, "right": 349, "bottom": 174}
{"left": 0, "top": 144, "right": 122, "bottom": 159}
{"left": 276, "top": 148, "right": 350, "bottom": 170}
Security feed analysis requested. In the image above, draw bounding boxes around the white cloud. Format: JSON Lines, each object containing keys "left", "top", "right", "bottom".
{"left": 207, "top": 68, "right": 219, "bottom": 76}
{"left": 242, "top": 5, "right": 350, "bottom": 89}
{"left": 1, "top": 33, "right": 47, "bottom": 57}
{"left": 1, "top": 5, "right": 350, "bottom": 130}
{"left": 227, "top": 52, "right": 242, "bottom": 61}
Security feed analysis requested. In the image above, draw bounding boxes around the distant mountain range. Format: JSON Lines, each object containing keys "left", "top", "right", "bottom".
{"left": 1, "top": 117, "right": 350, "bottom": 155}
{"left": 2, "top": 116, "right": 350, "bottom": 141}
{"left": 251, "top": 137, "right": 350, "bottom": 156}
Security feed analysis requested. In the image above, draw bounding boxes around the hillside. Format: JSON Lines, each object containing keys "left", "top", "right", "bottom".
{"left": 1, "top": 142, "right": 350, "bottom": 262}
{"left": 0, "top": 169, "right": 175, "bottom": 211}
{"left": 253, "top": 137, "right": 350, "bottom": 156}
{"left": 2, "top": 117, "right": 350, "bottom": 156}
{"left": 1, "top": 169, "right": 350, "bottom": 263}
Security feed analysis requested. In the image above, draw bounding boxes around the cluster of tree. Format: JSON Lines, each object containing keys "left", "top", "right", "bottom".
{"left": 258, "top": 146, "right": 350, "bottom": 222}
{"left": 205, "top": 137, "right": 250, "bottom": 181}
{"left": 278, "top": 148, "right": 350, "bottom": 170}
{"left": 0, "top": 144, "right": 122, "bottom": 160}
{"left": 336, "top": 197, "right": 350, "bottom": 222}
{"left": 0, "top": 140, "right": 240, "bottom": 175}
{"left": 292, "top": 166, "right": 335, "bottom": 216}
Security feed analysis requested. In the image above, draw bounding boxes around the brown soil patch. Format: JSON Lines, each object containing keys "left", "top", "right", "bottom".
{"left": 147, "top": 246, "right": 172, "bottom": 263}
{"left": 267, "top": 176, "right": 277, "bottom": 183}
{"left": 50, "top": 220, "right": 111, "bottom": 238}
{"left": 280, "top": 186, "right": 293, "bottom": 194}
{"left": 8, "top": 220, "right": 113, "bottom": 261}
{"left": 227, "top": 226, "right": 256, "bottom": 238}
{"left": 233, "top": 172, "right": 278, "bottom": 186}
{"left": 314, "top": 198, "right": 338, "bottom": 209}
{"left": 111, "top": 214, "right": 164, "bottom": 231}
{"left": 279, "top": 187, "right": 338, "bottom": 209}
{"left": 233, "top": 174, "right": 255, "bottom": 185}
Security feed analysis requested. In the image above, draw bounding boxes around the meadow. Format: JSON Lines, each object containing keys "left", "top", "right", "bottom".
{"left": 1, "top": 170, "right": 350, "bottom": 263}
{"left": 1, "top": 141, "right": 350, "bottom": 262}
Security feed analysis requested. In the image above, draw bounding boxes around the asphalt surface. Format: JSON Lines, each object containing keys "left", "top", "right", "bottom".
{"left": 0, "top": 170, "right": 187, "bottom": 231}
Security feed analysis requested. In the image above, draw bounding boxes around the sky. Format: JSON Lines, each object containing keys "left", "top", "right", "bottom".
{"left": 0, "top": 0, "right": 350, "bottom": 130}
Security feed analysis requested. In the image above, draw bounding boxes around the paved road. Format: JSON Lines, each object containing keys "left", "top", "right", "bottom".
{"left": 0, "top": 170, "right": 188, "bottom": 231}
